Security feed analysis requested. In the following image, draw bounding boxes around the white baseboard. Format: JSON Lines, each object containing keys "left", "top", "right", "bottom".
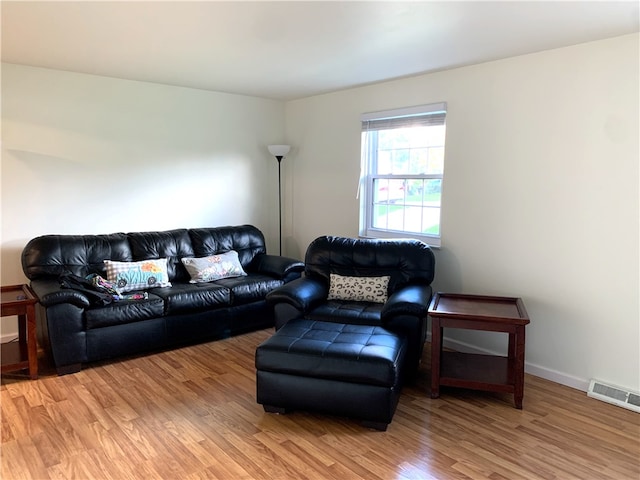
{"left": 1, "top": 315, "right": 20, "bottom": 344}
{"left": 426, "top": 332, "right": 590, "bottom": 393}
{"left": 0, "top": 332, "right": 20, "bottom": 344}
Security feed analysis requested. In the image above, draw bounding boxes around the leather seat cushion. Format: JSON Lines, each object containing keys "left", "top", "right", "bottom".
{"left": 307, "top": 300, "right": 384, "bottom": 325}
{"left": 215, "top": 274, "right": 283, "bottom": 305}
{"left": 255, "top": 318, "right": 406, "bottom": 387}
{"left": 85, "top": 294, "right": 165, "bottom": 329}
{"left": 151, "top": 283, "right": 231, "bottom": 314}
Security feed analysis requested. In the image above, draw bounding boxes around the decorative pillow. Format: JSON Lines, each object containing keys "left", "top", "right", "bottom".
{"left": 327, "top": 274, "right": 390, "bottom": 304}
{"left": 181, "top": 251, "right": 247, "bottom": 283}
{"left": 104, "top": 258, "right": 171, "bottom": 293}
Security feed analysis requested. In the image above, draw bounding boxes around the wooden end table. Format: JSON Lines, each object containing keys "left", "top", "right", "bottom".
{"left": 428, "top": 292, "right": 530, "bottom": 409}
{"left": 1, "top": 284, "right": 38, "bottom": 379}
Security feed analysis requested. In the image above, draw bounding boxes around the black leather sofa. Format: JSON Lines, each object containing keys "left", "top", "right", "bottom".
{"left": 21, "top": 224, "right": 304, "bottom": 375}
{"left": 265, "top": 235, "right": 436, "bottom": 378}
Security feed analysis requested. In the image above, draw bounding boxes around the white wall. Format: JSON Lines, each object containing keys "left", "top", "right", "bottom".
{"left": 1, "top": 64, "right": 286, "bottom": 337}
{"left": 285, "top": 34, "right": 639, "bottom": 392}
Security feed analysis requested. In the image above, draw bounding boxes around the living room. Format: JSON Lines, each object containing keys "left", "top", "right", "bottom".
{"left": 1, "top": 2, "right": 639, "bottom": 478}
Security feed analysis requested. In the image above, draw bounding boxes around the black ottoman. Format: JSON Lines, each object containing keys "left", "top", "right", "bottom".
{"left": 255, "top": 318, "right": 407, "bottom": 431}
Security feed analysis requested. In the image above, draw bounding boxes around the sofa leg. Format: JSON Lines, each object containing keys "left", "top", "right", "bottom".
{"left": 263, "top": 405, "right": 288, "bottom": 414}
{"left": 361, "top": 420, "right": 388, "bottom": 431}
{"left": 56, "top": 363, "right": 81, "bottom": 375}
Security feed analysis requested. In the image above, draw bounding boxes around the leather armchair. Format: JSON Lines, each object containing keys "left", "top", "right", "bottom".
{"left": 266, "top": 235, "right": 436, "bottom": 377}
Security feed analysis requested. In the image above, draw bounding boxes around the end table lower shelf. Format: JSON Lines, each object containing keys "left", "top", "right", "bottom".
{"left": 439, "top": 351, "right": 513, "bottom": 394}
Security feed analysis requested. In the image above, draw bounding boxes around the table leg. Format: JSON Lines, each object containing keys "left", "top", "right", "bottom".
{"left": 513, "top": 325, "right": 526, "bottom": 409}
{"left": 26, "top": 304, "right": 38, "bottom": 379}
{"left": 507, "top": 331, "right": 516, "bottom": 384}
{"left": 430, "top": 317, "right": 442, "bottom": 399}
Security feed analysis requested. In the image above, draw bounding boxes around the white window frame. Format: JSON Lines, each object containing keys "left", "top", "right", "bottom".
{"left": 359, "top": 102, "right": 447, "bottom": 248}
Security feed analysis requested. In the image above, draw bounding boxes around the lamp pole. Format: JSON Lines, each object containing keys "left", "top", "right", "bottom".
{"left": 267, "top": 145, "right": 291, "bottom": 256}
{"left": 276, "top": 155, "right": 283, "bottom": 256}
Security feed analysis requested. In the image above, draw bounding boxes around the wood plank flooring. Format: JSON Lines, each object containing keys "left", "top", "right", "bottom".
{"left": 2, "top": 329, "right": 639, "bottom": 479}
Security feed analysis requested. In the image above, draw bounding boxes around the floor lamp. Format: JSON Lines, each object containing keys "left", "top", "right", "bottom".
{"left": 267, "top": 144, "right": 291, "bottom": 255}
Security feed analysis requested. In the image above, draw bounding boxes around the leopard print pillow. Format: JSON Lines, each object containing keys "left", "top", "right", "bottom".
{"left": 327, "top": 273, "right": 390, "bottom": 303}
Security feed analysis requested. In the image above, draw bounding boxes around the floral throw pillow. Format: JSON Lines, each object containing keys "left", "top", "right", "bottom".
{"left": 327, "top": 273, "right": 390, "bottom": 304}
{"left": 181, "top": 251, "right": 247, "bottom": 283}
{"left": 104, "top": 258, "right": 172, "bottom": 293}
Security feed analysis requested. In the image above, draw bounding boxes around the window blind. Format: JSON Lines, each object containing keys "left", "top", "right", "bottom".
{"left": 361, "top": 102, "right": 447, "bottom": 132}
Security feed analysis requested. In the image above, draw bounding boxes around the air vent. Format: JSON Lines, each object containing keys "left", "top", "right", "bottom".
{"left": 588, "top": 379, "right": 640, "bottom": 413}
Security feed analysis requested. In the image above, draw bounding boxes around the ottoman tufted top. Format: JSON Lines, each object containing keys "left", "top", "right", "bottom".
{"left": 255, "top": 318, "right": 406, "bottom": 387}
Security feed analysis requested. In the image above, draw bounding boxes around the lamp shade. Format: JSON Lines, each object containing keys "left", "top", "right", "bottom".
{"left": 268, "top": 145, "right": 291, "bottom": 157}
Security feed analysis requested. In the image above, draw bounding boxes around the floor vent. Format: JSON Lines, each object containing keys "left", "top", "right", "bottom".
{"left": 588, "top": 379, "right": 640, "bottom": 413}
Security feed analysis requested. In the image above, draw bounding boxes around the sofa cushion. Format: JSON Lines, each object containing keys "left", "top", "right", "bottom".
{"left": 21, "top": 233, "right": 132, "bottom": 280}
{"left": 150, "top": 283, "right": 231, "bottom": 315}
{"left": 181, "top": 251, "right": 247, "bottom": 283}
{"left": 307, "top": 300, "right": 384, "bottom": 326}
{"left": 127, "top": 229, "right": 194, "bottom": 283}
{"left": 188, "top": 225, "right": 266, "bottom": 267}
{"left": 327, "top": 274, "right": 390, "bottom": 303}
{"left": 85, "top": 294, "right": 165, "bottom": 329}
{"left": 214, "top": 274, "right": 283, "bottom": 305}
{"left": 104, "top": 259, "right": 172, "bottom": 293}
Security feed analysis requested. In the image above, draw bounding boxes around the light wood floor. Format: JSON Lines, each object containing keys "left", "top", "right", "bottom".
{"left": 2, "top": 329, "right": 639, "bottom": 480}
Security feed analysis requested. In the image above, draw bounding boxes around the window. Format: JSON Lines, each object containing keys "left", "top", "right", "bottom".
{"left": 359, "top": 102, "right": 446, "bottom": 247}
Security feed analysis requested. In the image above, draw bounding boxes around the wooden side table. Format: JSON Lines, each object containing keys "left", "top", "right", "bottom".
{"left": 1, "top": 284, "right": 38, "bottom": 379}
{"left": 428, "top": 292, "right": 530, "bottom": 409}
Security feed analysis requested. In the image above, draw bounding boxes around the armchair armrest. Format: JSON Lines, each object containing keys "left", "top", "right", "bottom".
{"left": 249, "top": 254, "right": 304, "bottom": 281}
{"left": 30, "top": 279, "right": 91, "bottom": 309}
{"left": 266, "top": 276, "right": 328, "bottom": 313}
{"left": 382, "top": 284, "right": 432, "bottom": 321}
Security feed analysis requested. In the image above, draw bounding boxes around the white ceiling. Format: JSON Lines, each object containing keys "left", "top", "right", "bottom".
{"left": 2, "top": 1, "right": 639, "bottom": 101}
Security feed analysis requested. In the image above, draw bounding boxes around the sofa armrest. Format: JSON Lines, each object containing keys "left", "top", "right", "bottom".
{"left": 382, "top": 284, "right": 432, "bottom": 321}
{"left": 266, "top": 276, "right": 328, "bottom": 312}
{"left": 249, "top": 254, "right": 304, "bottom": 281}
{"left": 30, "top": 279, "right": 91, "bottom": 309}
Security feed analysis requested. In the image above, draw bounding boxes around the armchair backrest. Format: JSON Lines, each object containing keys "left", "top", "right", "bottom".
{"left": 304, "top": 236, "right": 435, "bottom": 294}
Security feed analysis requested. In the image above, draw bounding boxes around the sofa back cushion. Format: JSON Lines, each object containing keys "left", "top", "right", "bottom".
{"left": 188, "top": 225, "right": 267, "bottom": 269}
{"left": 21, "top": 225, "right": 269, "bottom": 283}
{"left": 127, "top": 229, "right": 194, "bottom": 283}
{"left": 304, "top": 236, "right": 435, "bottom": 294}
{"left": 22, "top": 233, "right": 132, "bottom": 280}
